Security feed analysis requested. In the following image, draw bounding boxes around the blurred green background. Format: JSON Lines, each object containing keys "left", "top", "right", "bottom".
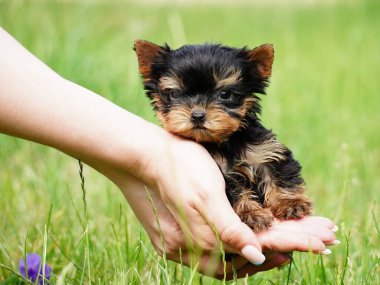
{"left": 0, "top": 0, "right": 379, "bottom": 284}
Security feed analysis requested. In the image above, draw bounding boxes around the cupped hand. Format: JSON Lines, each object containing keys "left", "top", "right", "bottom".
{"left": 148, "top": 134, "right": 266, "bottom": 263}
{"left": 117, "top": 172, "right": 337, "bottom": 279}
{"left": 105, "top": 134, "right": 338, "bottom": 279}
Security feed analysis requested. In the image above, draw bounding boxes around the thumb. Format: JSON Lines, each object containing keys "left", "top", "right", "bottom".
{"left": 201, "top": 195, "right": 266, "bottom": 265}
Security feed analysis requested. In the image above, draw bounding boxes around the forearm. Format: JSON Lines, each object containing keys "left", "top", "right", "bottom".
{"left": 0, "top": 27, "right": 166, "bottom": 185}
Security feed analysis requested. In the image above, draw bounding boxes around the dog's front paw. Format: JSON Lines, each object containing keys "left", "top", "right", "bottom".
{"left": 234, "top": 198, "right": 274, "bottom": 232}
{"left": 270, "top": 194, "right": 312, "bottom": 220}
{"left": 241, "top": 208, "right": 274, "bottom": 232}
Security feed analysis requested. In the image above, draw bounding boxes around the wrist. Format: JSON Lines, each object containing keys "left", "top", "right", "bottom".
{"left": 122, "top": 122, "right": 174, "bottom": 188}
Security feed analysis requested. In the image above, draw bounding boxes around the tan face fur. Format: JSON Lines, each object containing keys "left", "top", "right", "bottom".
{"left": 151, "top": 93, "right": 257, "bottom": 143}
{"left": 152, "top": 66, "right": 257, "bottom": 143}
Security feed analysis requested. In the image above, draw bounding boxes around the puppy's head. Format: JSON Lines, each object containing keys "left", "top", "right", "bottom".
{"left": 134, "top": 40, "right": 274, "bottom": 143}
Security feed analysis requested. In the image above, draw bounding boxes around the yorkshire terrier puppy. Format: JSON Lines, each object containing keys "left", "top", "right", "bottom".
{"left": 134, "top": 40, "right": 312, "bottom": 232}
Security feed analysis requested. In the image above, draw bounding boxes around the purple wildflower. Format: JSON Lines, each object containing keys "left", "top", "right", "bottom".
{"left": 19, "top": 253, "right": 52, "bottom": 285}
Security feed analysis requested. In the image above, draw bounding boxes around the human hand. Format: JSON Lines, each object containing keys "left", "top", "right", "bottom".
{"left": 116, "top": 172, "right": 337, "bottom": 279}
{"left": 146, "top": 134, "right": 267, "bottom": 263}
{"left": 105, "top": 135, "right": 338, "bottom": 279}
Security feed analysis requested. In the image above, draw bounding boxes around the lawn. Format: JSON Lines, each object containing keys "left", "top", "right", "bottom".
{"left": 0, "top": 0, "right": 379, "bottom": 284}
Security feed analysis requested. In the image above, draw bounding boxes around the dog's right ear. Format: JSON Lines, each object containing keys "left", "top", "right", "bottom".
{"left": 134, "top": 40, "right": 168, "bottom": 79}
{"left": 248, "top": 44, "right": 274, "bottom": 80}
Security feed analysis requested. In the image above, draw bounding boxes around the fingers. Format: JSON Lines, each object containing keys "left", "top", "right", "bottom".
{"left": 271, "top": 216, "right": 339, "bottom": 251}
{"left": 272, "top": 220, "right": 337, "bottom": 245}
{"left": 256, "top": 217, "right": 339, "bottom": 254}
{"left": 277, "top": 216, "right": 336, "bottom": 230}
{"left": 259, "top": 229, "right": 327, "bottom": 253}
{"left": 197, "top": 195, "right": 266, "bottom": 265}
{"left": 161, "top": 137, "right": 265, "bottom": 263}
{"left": 228, "top": 253, "right": 291, "bottom": 279}
{"left": 174, "top": 252, "right": 289, "bottom": 280}
{"left": 152, "top": 212, "right": 339, "bottom": 267}
{"left": 168, "top": 252, "right": 250, "bottom": 278}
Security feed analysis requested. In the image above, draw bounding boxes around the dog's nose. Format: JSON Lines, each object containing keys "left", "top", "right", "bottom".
{"left": 191, "top": 110, "right": 206, "bottom": 124}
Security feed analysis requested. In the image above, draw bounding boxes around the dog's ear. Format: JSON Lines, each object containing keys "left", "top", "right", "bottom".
{"left": 134, "top": 40, "right": 168, "bottom": 79}
{"left": 248, "top": 44, "right": 274, "bottom": 79}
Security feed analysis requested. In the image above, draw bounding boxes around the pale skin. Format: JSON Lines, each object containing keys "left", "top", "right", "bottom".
{"left": 0, "top": 28, "right": 338, "bottom": 279}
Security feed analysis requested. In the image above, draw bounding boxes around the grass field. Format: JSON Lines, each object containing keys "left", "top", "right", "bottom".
{"left": 0, "top": 0, "right": 379, "bottom": 284}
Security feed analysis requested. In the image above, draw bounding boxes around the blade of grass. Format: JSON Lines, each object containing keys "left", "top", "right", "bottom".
{"left": 78, "top": 160, "right": 91, "bottom": 284}
{"left": 187, "top": 261, "right": 199, "bottom": 285}
{"left": 211, "top": 224, "right": 226, "bottom": 284}
{"left": 145, "top": 187, "right": 171, "bottom": 284}
{"left": 56, "top": 262, "right": 75, "bottom": 285}
{"left": 340, "top": 232, "right": 351, "bottom": 285}
{"left": 286, "top": 252, "right": 293, "bottom": 285}
{"left": 372, "top": 210, "right": 380, "bottom": 240}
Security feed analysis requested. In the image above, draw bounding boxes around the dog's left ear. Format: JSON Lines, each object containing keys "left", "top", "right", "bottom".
{"left": 134, "top": 39, "right": 168, "bottom": 79}
{"left": 248, "top": 44, "right": 274, "bottom": 79}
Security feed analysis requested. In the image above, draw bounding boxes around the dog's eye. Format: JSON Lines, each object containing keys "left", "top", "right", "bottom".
{"left": 219, "top": 90, "right": 232, "bottom": 100}
{"left": 169, "top": 90, "right": 180, "bottom": 100}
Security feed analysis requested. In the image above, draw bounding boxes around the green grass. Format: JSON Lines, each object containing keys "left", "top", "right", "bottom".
{"left": 0, "top": 0, "right": 379, "bottom": 283}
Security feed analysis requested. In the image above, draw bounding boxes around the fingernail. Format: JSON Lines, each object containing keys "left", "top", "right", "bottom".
{"left": 332, "top": 225, "right": 339, "bottom": 232}
{"left": 320, "top": 249, "right": 332, "bottom": 255}
{"left": 241, "top": 245, "right": 266, "bottom": 265}
{"left": 330, "top": 240, "right": 341, "bottom": 245}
